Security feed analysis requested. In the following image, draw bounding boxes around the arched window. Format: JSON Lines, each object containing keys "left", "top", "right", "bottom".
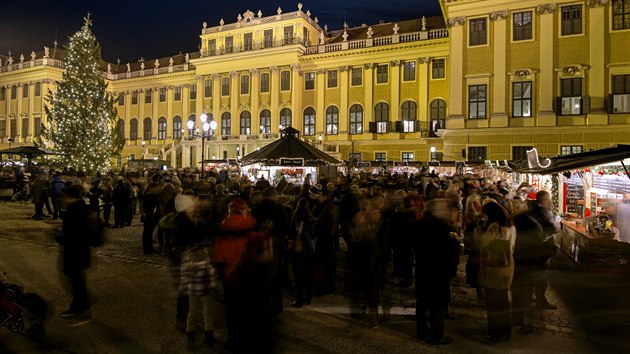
{"left": 173, "top": 116, "right": 182, "bottom": 139}
{"left": 129, "top": 118, "right": 138, "bottom": 140}
{"left": 221, "top": 112, "right": 231, "bottom": 135}
{"left": 143, "top": 117, "right": 152, "bottom": 140}
{"left": 117, "top": 119, "right": 125, "bottom": 143}
{"left": 349, "top": 104, "right": 363, "bottom": 135}
{"left": 326, "top": 106, "right": 339, "bottom": 135}
{"left": 303, "top": 107, "right": 315, "bottom": 136}
{"left": 260, "top": 109, "right": 271, "bottom": 134}
{"left": 240, "top": 111, "right": 251, "bottom": 135}
{"left": 280, "top": 108, "right": 292, "bottom": 128}
{"left": 401, "top": 101, "right": 417, "bottom": 132}
{"left": 430, "top": 99, "right": 447, "bottom": 136}
{"left": 158, "top": 117, "right": 167, "bottom": 140}
{"left": 374, "top": 102, "right": 389, "bottom": 133}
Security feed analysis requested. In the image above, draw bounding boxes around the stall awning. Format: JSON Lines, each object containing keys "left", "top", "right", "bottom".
{"left": 240, "top": 126, "right": 341, "bottom": 167}
{"left": 513, "top": 144, "right": 630, "bottom": 176}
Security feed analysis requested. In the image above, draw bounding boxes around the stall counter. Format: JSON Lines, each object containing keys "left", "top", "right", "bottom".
{"left": 559, "top": 220, "right": 630, "bottom": 273}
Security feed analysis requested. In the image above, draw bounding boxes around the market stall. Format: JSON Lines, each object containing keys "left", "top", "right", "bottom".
{"left": 239, "top": 126, "right": 341, "bottom": 185}
{"left": 516, "top": 145, "right": 630, "bottom": 273}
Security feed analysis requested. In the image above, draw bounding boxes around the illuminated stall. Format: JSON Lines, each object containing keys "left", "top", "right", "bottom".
{"left": 516, "top": 145, "right": 630, "bottom": 273}
{"left": 239, "top": 127, "right": 341, "bottom": 185}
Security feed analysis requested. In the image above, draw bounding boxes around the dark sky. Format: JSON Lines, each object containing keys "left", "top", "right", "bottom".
{"left": 0, "top": 0, "right": 442, "bottom": 63}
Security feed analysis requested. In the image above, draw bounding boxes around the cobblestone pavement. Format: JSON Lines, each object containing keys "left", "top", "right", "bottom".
{"left": 0, "top": 200, "right": 627, "bottom": 351}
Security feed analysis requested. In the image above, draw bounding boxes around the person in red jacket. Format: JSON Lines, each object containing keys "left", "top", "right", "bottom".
{"left": 213, "top": 198, "right": 274, "bottom": 353}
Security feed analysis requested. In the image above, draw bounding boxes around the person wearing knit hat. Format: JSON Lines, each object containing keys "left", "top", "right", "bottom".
{"left": 175, "top": 194, "right": 196, "bottom": 213}
{"left": 227, "top": 198, "right": 249, "bottom": 214}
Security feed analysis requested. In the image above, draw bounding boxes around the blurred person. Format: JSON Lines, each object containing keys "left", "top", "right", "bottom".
{"left": 289, "top": 198, "right": 317, "bottom": 307}
{"left": 112, "top": 179, "right": 130, "bottom": 229}
{"left": 214, "top": 198, "right": 274, "bottom": 353}
{"left": 87, "top": 179, "right": 103, "bottom": 215}
{"left": 414, "top": 199, "right": 455, "bottom": 345}
{"left": 511, "top": 198, "right": 547, "bottom": 335}
{"left": 463, "top": 192, "right": 485, "bottom": 302}
{"left": 529, "top": 190, "right": 559, "bottom": 309}
{"left": 56, "top": 185, "right": 92, "bottom": 324}
{"left": 101, "top": 178, "right": 114, "bottom": 227}
{"left": 392, "top": 197, "right": 417, "bottom": 287}
{"left": 312, "top": 187, "right": 339, "bottom": 295}
{"left": 475, "top": 201, "right": 516, "bottom": 342}
{"left": 618, "top": 193, "right": 630, "bottom": 243}
{"left": 346, "top": 196, "right": 391, "bottom": 328}
{"left": 141, "top": 176, "right": 162, "bottom": 253}
{"left": 51, "top": 172, "right": 65, "bottom": 219}
{"left": 179, "top": 244, "right": 216, "bottom": 349}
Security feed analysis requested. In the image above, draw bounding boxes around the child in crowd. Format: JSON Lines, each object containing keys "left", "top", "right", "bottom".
{"left": 179, "top": 244, "right": 216, "bottom": 349}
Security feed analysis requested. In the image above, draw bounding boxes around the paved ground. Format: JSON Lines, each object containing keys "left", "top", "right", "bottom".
{"left": 1, "top": 201, "right": 629, "bottom": 353}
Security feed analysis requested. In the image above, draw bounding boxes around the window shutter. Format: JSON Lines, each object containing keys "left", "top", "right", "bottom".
{"left": 388, "top": 121, "right": 397, "bottom": 133}
{"left": 555, "top": 97, "right": 563, "bottom": 115}
{"left": 581, "top": 96, "right": 590, "bottom": 115}
{"left": 608, "top": 94, "right": 614, "bottom": 114}
{"left": 395, "top": 121, "right": 403, "bottom": 133}
{"left": 368, "top": 122, "right": 376, "bottom": 133}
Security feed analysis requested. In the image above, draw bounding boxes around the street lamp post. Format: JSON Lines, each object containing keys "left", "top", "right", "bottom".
{"left": 195, "top": 113, "right": 217, "bottom": 177}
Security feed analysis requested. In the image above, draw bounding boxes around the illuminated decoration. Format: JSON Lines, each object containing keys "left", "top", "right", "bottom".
{"left": 40, "top": 14, "right": 123, "bottom": 173}
{"left": 527, "top": 148, "right": 551, "bottom": 169}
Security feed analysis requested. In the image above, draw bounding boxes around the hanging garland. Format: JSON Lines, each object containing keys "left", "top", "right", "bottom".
{"left": 569, "top": 166, "right": 628, "bottom": 176}
{"left": 552, "top": 174, "right": 560, "bottom": 216}
{"left": 591, "top": 165, "right": 629, "bottom": 176}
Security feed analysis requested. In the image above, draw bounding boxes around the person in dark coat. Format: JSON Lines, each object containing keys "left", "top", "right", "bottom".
{"left": 56, "top": 185, "right": 92, "bottom": 320}
{"left": 112, "top": 179, "right": 130, "bottom": 229}
{"left": 312, "top": 187, "right": 339, "bottom": 295}
{"left": 392, "top": 197, "right": 417, "bottom": 287}
{"left": 141, "top": 177, "right": 163, "bottom": 254}
{"left": 513, "top": 199, "right": 554, "bottom": 333}
{"left": 413, "top": 198, "right": 455, "bottom": 345}
{"left": 51, "top": 172, "right": 65, "bottom": 219}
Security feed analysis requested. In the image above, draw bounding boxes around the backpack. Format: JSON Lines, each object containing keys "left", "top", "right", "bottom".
{"left": 483, "top": 228, "right": 511, "bottom": 267}
{"left": 88, "top": 212, "right": 107, "bottom": 247}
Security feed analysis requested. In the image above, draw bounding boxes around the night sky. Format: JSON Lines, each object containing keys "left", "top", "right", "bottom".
{"left": 0, "top": 0, "right": 442, "bottom": 63}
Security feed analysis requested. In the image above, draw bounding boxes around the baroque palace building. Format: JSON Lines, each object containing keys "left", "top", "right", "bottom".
{"left": 1, "top": 0, "right": 630, "bottom": 169}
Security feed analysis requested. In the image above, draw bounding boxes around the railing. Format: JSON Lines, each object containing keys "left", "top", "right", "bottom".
{"left": 348, "top": 39, "right": 367, "bottom": 49}
{"left": 202, "top": 10, "right": 320, "bottom": 35}
{"left": 0, "top": 58, "right": 64, "bottom": 73}
{"left": 429, "top": 28, "right": 449, "bottom": 39}
{"left": 200, "top": 37, "right": 308, "bottom": 57}
{"left": 1, "top": 56, "right": 194, "bottom": 81}
{"left": 303, "top": 29, "right": 448, "bottom": 56}
{"left": 373, "top": 36, "right": 393, "bottom": 46}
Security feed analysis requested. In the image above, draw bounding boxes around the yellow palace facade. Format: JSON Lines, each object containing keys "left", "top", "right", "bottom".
{"left": 1, "top": 0, "right": 629, "bottom": 169}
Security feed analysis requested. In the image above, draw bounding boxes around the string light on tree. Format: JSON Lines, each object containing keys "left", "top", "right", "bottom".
{"left": 39, "top": 13, "right": 123, "bottom": 174}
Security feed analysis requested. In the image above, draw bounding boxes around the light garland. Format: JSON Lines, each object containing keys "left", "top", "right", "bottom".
{"left": 39, "top": 14, "right": 123, "bottom": 174}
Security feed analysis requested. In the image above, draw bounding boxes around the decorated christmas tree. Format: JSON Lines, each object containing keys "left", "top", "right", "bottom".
{"left": 40, "top": 14, "right": 122, "bottom": 174}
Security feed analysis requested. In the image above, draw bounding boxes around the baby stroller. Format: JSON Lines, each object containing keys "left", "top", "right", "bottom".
{"left": 0, "top": 276, "right": 47, "bottom": 339}
{"left": 11, "top": 181, "right": 31, "bottom": 202}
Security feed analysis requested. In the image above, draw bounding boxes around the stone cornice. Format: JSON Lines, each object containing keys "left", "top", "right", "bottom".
{"left": 490, "top": 10, "right": 509, "bottom": 21}
{"left": 587, "top": 0, "right": 608, "bottom": 8}
{"left": 536, "top": 3, "right": 557, "bottom": 15}
{"left": 447, "top": 16, "right": 466, "bottom": 27}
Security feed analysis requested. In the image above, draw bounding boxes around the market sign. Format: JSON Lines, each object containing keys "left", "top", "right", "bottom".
{"left": 357, "top": 161, "right": 371, "bottom": 168}
{"left": 279, "top": 158, "right": 304, "bottom": 167}
{"left": 428, "top": 161, "right": 440, "bottom": 167}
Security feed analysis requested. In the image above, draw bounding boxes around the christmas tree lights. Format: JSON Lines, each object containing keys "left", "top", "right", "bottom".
{"left": 40, "top": 14, "right": 123, "bottom": 174}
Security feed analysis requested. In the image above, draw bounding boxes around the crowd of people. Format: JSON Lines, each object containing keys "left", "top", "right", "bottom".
{"left": 5, "top": 165, "right": 562, "bottom": 351}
